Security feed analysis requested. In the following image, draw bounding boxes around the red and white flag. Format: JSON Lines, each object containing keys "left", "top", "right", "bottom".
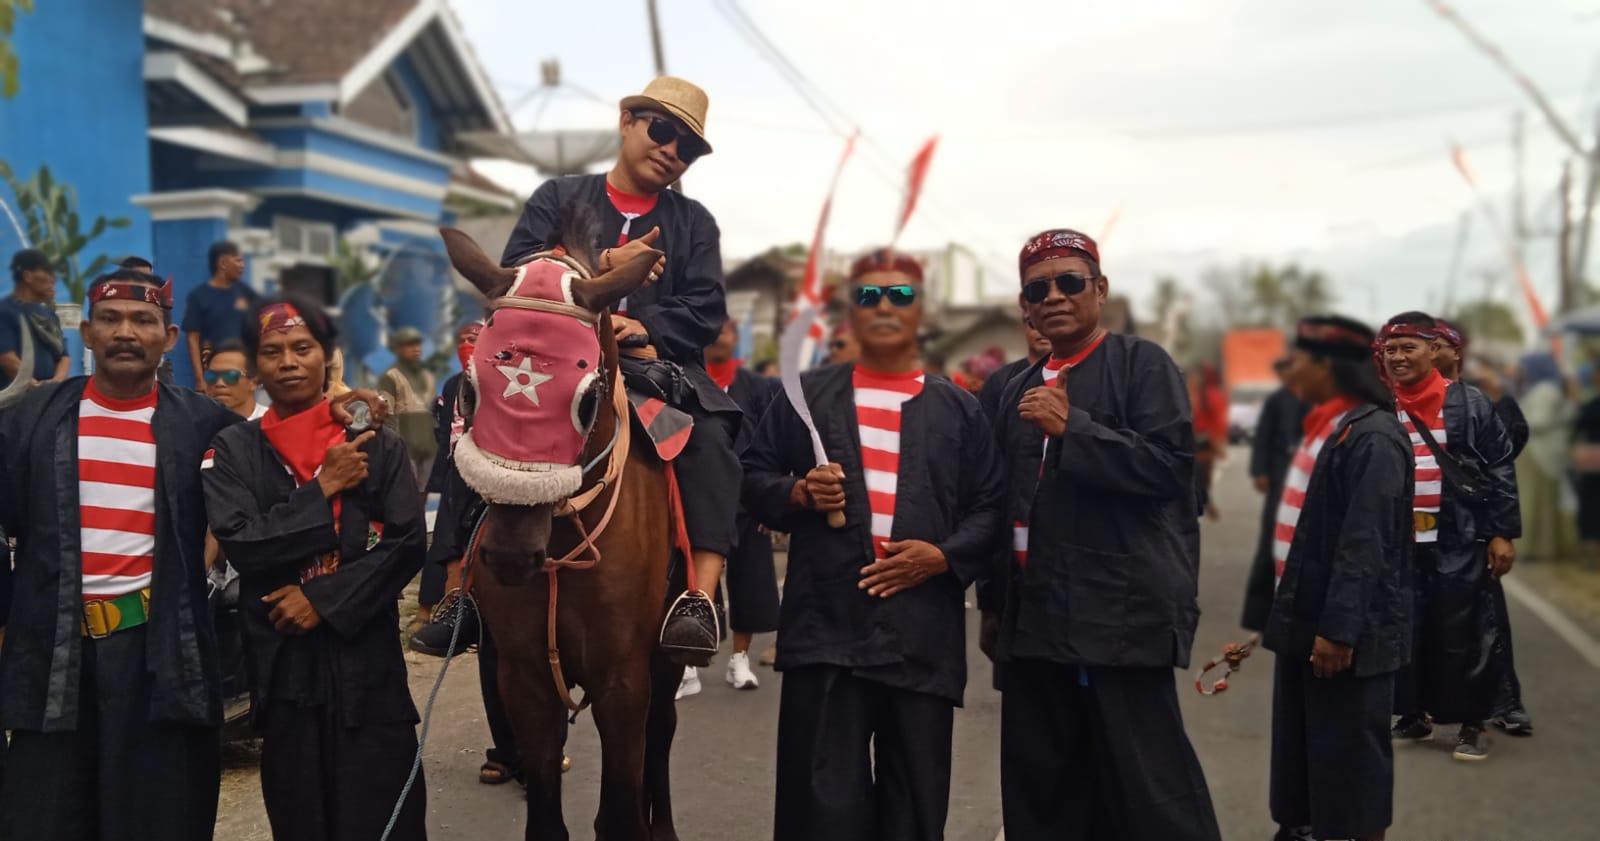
{"left": 789, "top": 132, "right": 859, "bottom": 369}
{"left": 1450, "top": 143, "right": 1548, "bottom": 329}
{"left": 892, "top": 135, "right": 939, "bottom": 246}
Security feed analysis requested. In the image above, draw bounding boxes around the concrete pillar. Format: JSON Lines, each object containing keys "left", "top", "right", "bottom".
{"left": 129, "top": 190, "right": 261, "bottom": 388}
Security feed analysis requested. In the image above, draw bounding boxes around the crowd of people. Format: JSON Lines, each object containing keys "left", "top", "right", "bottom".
{"left": 0, "top": 71, "right": 1577, "bottom": 841}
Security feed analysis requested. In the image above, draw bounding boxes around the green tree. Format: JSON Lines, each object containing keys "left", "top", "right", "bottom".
{"left": 0, "top": 0, "right": 33, "bottom": 98}
{"left": 1148, "top": 275, "right": 1182, "bottom": 325}
{"left": 1203, "top": 261, "right": 1334, "bottom": 329}
{"left": 1, "top": 161, "right": 130, "bottom": 301}
{"left": 1449, "top": 298, "right": 1525, "bottom": 345}
{"left": 332, "top": 237, "right": 380, "bottom": 292}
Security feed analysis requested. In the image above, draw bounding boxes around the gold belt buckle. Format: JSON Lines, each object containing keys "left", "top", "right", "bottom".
{"left": 81, "top": 599, "right": 121, "bottom": 639}
{"left": 1414, "top": 511, "right": 1438, "bottom": 532}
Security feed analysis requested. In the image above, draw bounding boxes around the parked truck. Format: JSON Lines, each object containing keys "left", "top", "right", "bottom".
{"left": 1222, "top": 327, "right": 1287, "bottom": 443}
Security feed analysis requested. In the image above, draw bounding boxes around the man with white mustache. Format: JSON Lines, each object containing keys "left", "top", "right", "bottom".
{"left": 744, "top": 249, "right": 1005, "bottom": 841}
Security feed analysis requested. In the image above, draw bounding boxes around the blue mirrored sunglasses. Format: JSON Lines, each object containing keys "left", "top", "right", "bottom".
{"left": 853, "top": 284, "right": 917, "bottom": 308}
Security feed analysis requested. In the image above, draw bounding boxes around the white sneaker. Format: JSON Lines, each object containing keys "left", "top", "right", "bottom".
{"left": 726, "top": 652, "right": 760, "bottom": 690}
{"left": 675, "top": 666, "right": 701, "bottom": 701}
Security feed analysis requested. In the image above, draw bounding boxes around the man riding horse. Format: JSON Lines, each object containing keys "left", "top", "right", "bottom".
{"left": 501, "top": 76, "right": 739, "bottom": 664}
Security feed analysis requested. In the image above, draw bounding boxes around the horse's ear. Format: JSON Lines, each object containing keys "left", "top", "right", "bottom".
{"left": 570, "top": 245, "right": 662, "bottom": 313}
{"left": 440, "top": 227, "right": 517, "bottom": 299}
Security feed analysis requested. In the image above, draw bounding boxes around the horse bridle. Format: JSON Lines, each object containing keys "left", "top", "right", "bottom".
{"left": 469, "top": 249, "right": 631, "bottom": 714}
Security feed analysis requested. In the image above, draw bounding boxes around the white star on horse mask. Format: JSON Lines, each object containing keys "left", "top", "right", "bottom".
{"left": 454, "top": 255, "right": 605, "bottom": 505}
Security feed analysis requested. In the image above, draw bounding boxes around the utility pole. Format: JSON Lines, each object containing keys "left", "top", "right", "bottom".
{"left": 1560, "top": 160, "right": 1575, "bottom": 312}
{"left": 1573, "top": 110, "right": 1600, "bottom": 306}
{"left": 1442, "top": 211, "right": 1471, "bottom": 314}
{"left": 644, "top": 0, "right": 682, "bottom": 193}
{"left": 1512, "top": 110, "right": 1526, "bottom": 258}
{"left": 645, "top": 0, "right": 667, "bottom": 77}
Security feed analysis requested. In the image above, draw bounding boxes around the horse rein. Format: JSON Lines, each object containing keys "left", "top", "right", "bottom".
{"left": 1195, "top": 633, "right": 1261, "bottom": 696}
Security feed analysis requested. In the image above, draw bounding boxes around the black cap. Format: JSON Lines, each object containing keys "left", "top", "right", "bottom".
{"left": 1295, "top": 315, "right": 1376, "bottom": 360}
{"left": 9, "top": 248, "right": 51, "bottom": 275}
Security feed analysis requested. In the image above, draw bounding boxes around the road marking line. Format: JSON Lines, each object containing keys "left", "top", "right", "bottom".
{"left": 1503, "top": 574, "right": 1600, "bottom": 671}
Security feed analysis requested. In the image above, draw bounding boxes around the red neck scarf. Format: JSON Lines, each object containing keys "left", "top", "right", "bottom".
{"left": 1303, "top": 394, "right": 1361, "bottom": 438}
{"left": 1045, "top": 329, "right": 1109, "bottom": 373}
{"left": 605, "top": 180, "right": 659, "bottom": 246}
{"left": 1393, "top": 368, "right": 1448, "bottom": 431}
{"left": 706, "top": 358, "right": 740, "bottom": 390}
{"left": 260, "top": 400, "right": 346, "bottom": 486}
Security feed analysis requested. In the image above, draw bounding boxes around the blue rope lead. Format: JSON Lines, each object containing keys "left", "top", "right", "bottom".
{"left": 381, "top": 512, "right": 486, "bottom": 841}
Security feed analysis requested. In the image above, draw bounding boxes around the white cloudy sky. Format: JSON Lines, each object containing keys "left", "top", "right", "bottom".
{"left": 457, "top": 0, "right": 1600, "bottom": 326}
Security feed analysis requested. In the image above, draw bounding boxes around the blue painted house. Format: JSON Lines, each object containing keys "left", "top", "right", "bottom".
{"left": 0, "top": 0, "right": 516, "bottom": 385}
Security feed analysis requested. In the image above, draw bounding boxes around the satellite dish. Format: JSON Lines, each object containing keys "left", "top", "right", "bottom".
{"left": 460, "top": 130, "right": 620, "bottom": 176}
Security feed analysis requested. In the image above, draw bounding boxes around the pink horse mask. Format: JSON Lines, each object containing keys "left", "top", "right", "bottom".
{"left": 453, "top": 255, "right": 606, "bottom": 505}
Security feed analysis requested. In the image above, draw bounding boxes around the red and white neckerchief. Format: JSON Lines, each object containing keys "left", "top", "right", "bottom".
{"left": 1013, "top": 332, "right": 1107, "bottom": 566}
{"left": 1392, "top": 370, "right": 1450, "bottom": 544}
{"left": 1273, "top": 396, "right": 1360, "bottom": 584}
{"left": 606, "top": 181, "right": 659, "bottom": 317}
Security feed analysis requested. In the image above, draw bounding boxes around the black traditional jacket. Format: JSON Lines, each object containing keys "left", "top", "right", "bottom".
{"left": 1265, "top": 404, "right": 1415, "bottom": 676}
{"left": 1250, "top": 386, "right": 1309, "bottom": 489}
{"left": 975, "top": 356, "right": 1032, "bottom": 613}
{"left": 1427, "top": 382, "right": 1522, "bottom": 550}
{"left": 726, "top": 366, "right": 779, "bottom": 433}
{"left": 204, "top": 423, "right": 424, "bottom": 727}
{"left": 0, "top": 378, "right": 238, "bottom": 731}
{"left": 991, "top": 334, "right": 1203, "bottom": 669}
{"left": 1242, "top": 386, "right": 1309, "bottom": 631}
{"left": 742, "top": 364, "right": 1005, "bottom": 704}
{"left": 501, "top": 174, "right": 738, "bottom": 418}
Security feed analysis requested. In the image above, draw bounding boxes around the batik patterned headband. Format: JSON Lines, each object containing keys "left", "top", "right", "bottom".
{"left": 88, "top": 278, "right": 173, "bottom": 309}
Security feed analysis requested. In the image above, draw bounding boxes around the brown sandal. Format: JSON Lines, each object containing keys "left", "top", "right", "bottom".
{"left": 479, "top": 760, "right": 517, "bottom": 785}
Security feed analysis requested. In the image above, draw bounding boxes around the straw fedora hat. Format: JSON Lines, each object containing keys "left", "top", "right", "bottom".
{"left": 619, "top": 76, "right": 713, "bottom": 154}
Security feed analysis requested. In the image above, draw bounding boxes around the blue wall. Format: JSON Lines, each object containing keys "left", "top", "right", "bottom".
{"left": 152, "top": 215, "right": 234, "bottom": 388}
{"left": 391, "top": 56, "right": 442, "bottom": 152}
{"left": 0, "top": 0, "right": 152, "bottom": 299}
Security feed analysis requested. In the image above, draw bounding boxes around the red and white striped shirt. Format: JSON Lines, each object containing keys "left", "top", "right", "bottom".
{"left": 78, "top": 382, "right": 158, "bottom": 600}
{"left": 854, "top": 367, "right": 925, "bottom": 559}
{"left": 1400, "top": 410, "right": 1446, "bottom": 544}
{"left": 1273, "top": 405, "right": 1353, "bottom": 583}
{"left": 1011, "top": 356, "right": 1071, "bottom": 565}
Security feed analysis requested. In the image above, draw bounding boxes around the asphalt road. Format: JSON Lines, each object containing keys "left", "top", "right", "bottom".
{"left": 216, "top": 462, "right": 1600, "bottom": 841}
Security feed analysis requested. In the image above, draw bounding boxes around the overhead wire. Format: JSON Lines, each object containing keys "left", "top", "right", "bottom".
{"left": 711, "top": 0, "right": 1020, "bottom": 285}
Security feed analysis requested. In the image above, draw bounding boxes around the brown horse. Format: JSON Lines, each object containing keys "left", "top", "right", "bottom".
{"left": 440, "top": 207, "right": 683, "bottom": 841}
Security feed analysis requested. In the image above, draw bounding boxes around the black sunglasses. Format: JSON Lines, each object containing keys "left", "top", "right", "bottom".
{"left": 640, "top": 114, "right": 708, "bottom": 164}
{"left": 854, "top": 284, "right": 917, "bottom": 308}
{"left": 204, "top": 368, "right": 246, "bottom": 386}
{"left": 1022, "top": 272, "right": 1098, "bottom": 304}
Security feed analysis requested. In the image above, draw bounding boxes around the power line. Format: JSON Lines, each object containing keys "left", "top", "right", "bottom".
{"left": 1123, "top": 93, "right": 1582, "bottom": 140}
{"left": 711, "top": 0, "right": 1020, "bottom": 282}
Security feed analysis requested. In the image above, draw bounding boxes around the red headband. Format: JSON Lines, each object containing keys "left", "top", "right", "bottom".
{"left": 1377, "top": 322, "right": 1441, "bottom": 344}
{"left": 88, "top": 277, "right": 173, "bottom": 309}
{"left": 258, "top": 303, "right": 306, "bottom": 336}
{"left": 850, "top": 248, "right": 924, "bottom": 282}
{"left": 1295, "top": 319, "right": 1375, "bottom": 359}
{"left": 1019, "top": 229, "right": 1100, "bottom": 275}
{"left": 1435, "top": 319, "right": 1465, "bottom": 349}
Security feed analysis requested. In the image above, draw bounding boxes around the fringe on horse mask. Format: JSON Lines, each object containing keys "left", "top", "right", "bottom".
{"left": 440, "top": 211, "right": 659, "bottom": 507}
